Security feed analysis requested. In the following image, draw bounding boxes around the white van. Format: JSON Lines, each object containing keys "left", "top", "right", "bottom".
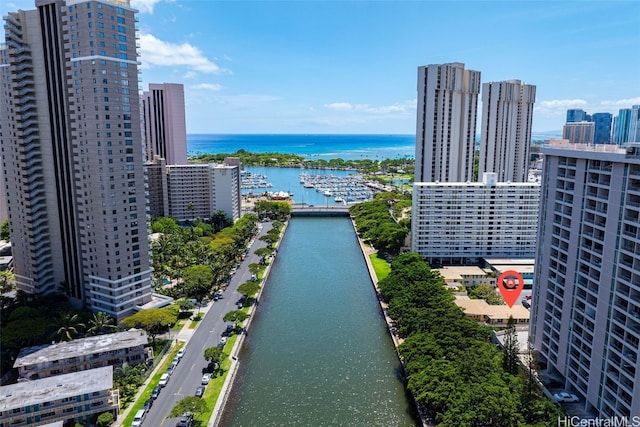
{"left": 131, "top": 409, "right": 146, "bottom": 427}
{"left": 159, "top": 373, "right": 170, "bottom": 387}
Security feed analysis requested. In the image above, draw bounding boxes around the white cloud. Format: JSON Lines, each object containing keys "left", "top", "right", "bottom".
{"left": 537, "top": 99, "right": 588, "bottom": 109}
{"left": 536, "top": 97, "right": 640, "bottom": 117}
{"left": 324, "top": 102, "right": 354, "bottom": 111}
{"left": 324, "top": 100, "right": 415, "bottom": 114}
{"left": 597, "top": 97, "right": 640, "bottom": 111}
{"left": 138, "top": 33, "right": 224, "bottom": 74}
{"left": 130, "top": 0, "right": 163, "bottom": 14}
{"left": 191, "top": 83, "right": 223, "bottom": 91}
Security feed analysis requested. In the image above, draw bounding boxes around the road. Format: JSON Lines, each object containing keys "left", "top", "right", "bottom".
{"left": 141, "top": 220, "right": 273, "bottom": 427}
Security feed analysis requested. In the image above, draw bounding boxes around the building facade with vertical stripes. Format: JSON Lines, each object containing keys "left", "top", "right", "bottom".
{"left": 0, "top": 0, "right": 152, "bottom": 321}
{"left": 478, "top": 80, "right": 536, "bottom": 183}
{"left": 414, "top": 62, "right": 481, "bottom": 183}
{"left": 141, "top": 82, "right": 187, "bottom": 165}
{"left": 530, "top": 141, "right": 640, "bottom": 418}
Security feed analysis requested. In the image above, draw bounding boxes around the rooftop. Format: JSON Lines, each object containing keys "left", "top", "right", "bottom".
{"left": 455, "top": 298, "right": 530, "bottom": 322}
{"left": 436, "top": 266, "right": 488, "bottom": 281}
{"left": 14, "top": 329, "right": 148, "bottom": 368}
{"left": 0, "top": 366, "right": 113, "bottom": 411}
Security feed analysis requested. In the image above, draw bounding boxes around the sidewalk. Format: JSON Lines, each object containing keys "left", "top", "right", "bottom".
{"left": 113, "top": 305, "right": 210, "bottom": 427}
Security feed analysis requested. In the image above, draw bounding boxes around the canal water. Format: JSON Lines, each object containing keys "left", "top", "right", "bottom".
{"left": 220, "top": 217, "right": 419, "bottom": 426}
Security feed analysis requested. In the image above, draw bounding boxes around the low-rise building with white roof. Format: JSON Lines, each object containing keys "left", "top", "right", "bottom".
{"left": 13, "top": 330, "right": 149, "bottom": 380}
{"left": 0, "top": 366, "right": 118, "bottom": 427}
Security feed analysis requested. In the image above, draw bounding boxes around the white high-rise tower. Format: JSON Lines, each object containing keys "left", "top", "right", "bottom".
{"left": 478, "top": 80, "right": 536, "bottom": 183}
{"left": 414, "top": 62, "right": 481, "bottom": 183}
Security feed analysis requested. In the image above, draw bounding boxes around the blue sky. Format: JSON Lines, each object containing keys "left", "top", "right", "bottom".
{"left": 2, "top": 0, "right": 639, "bottom": 134}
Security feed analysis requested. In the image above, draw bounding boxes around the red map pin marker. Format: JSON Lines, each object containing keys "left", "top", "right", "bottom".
{"left": 496, "top": 270, "right": 525, "bottom": 308}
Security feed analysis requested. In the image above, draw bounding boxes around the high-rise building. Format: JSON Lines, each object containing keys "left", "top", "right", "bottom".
{"left": 414, "top": 62, "right": 481, "bottom": 183}
{"left": 159, "top": 159, "right": 241, "bottom": 223}
{"left": 566, "top": 108, "right": 590, "bottom": 123}
{"left": 145, "top": 156, "right": 169, "bottom": 218}
{"left": 562, "top": 121, "right": 595, "bottom": 144}
{"left": 0, "top": 0, "right": 152, "bottom": 321}
{"left": 411, "top": 173, "right": 540, "bottom": 265}
{"left": 592, "top": 112, "right": 613, "bottom": 144}
{"left": 628, "top": 105, "right": 640, "bottom": 143}
{"left": 530, "top": 140, "right": 640, "bottom": 419}
{"left": 613, "top": 108, "right": 633, "bottom": 144}
{"left": 478, "top": 80, "right": 536, "bottom": 183}
{"left": 141, "top": 83, "right": 188, "bottom": 165}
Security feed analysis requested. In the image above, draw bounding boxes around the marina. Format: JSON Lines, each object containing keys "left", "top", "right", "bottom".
{"left": 299, "top": 172, "right": 376, "bottom": 203}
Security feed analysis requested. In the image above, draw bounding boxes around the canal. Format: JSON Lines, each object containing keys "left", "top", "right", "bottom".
{"left": 220, "top": 217, "right": 419, "bottom": 426}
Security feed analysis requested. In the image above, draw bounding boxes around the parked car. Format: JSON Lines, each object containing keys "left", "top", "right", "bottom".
{"left": 176, "top": 412, "right": 193, "bottom": 427}
{"left": 177, "top": 348, "right": 185, "bottom": 359}
{"left": 167, "top": 362, "right": 177, "bottom": 374}
{"left": 195, "top": 386, "right": 205, "bottom": 398}
{"left": 142, "top": 399, "right": 153, "bottom": 411}
{"left": 218, "top": 337, "right": 228, "bottom": 348}
{"left": 222, "top": 323, "right": 234, "bottom": 336}
{"left": 553, "top": 392, "right": 579, "bottom": 403}
{"left": 159, "top": 373, "right": 170, "bottom": 387}
{"left": 201, "top": 373, "right": 212, "bottom": 385}
{"left": 131, "top": 409, "right": 146, "bottom": 427}
{"left": 151, "top": 385, "right": 162, "bottom": 399}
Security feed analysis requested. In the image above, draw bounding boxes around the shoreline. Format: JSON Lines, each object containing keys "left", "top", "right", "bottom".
{"left": 351, "top": 218, "right": 431, "bottom": 427}
{"left": 210, "top": 217, "right": 425, "bottom": 426}
{"left": 208, "top": 220, "right": 287, "bottom": 426}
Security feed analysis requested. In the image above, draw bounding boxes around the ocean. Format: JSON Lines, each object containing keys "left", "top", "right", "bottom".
{"left": 187, "top": 134, "right": 416, "bottom": 161}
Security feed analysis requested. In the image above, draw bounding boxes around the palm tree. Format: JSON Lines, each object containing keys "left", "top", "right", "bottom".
{"left": 52, "top": 312, "right": 86, "bottom": 342}
{"left": 86, "top": 311, "right": 117, "bottom": 336}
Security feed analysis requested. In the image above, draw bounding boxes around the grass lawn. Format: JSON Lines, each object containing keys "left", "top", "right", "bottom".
{"left": 121, "top": 343, "right": 183, "bottom": 426}
{"left": 369, "top": 253, "right": 391, "bottom": 281}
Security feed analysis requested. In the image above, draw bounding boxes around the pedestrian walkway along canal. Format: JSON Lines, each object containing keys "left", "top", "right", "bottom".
{"left": 219, "top": 217, "right": 419, "bottom": 426}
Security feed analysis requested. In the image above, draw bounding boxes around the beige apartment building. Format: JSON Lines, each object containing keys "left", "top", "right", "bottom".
{"left": 0, "top": 0, "right": 152, "bottom": 321}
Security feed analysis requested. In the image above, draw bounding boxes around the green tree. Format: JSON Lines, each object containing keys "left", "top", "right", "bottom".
{"left": 0, "top": 219, "right": 9, "bottom": 241}
{"left": 223, "top": 310, "right": 249, "bottom": 326}
{"left": 96, "top": 412, "right": 114, "bottom": 427}
{"left": 502, "top": 316, "right": 520, "bottom": 375}
{"left": 238, "top": 281, "right": 261, "bottom": 298}
{"left": 254, "top": 247, "right": 272, "bottom": 258}
{"left": 177, "top": 299, "right": 195, "bottom": 312}
{"left": 204, "top": 346, "right": 227, "bottom": 370}
{"left": 86, "top": 311, "right": 118, "bottom": 336}
{"left": 468, "top": 283, "right": 505, "bottom": 305}
{"left": 247, "top": 263, "right": 262, "bottom": 275}
{"left": 120, "top": 308, "right": 176, "bottom": 344}
{"left": 150, "top": 217, "right": 180, "bottom": 234}
{"left": 0, "top": 270, "right": 15, "bottom": 293}
{"left": 169, "top": 396, "right": 208, "bottom": 418}
{"left": 182, "top": 264, "right": 214, "bottom": 306}
{"left": 52, "top": 312, "right": 86, "bottom": 342}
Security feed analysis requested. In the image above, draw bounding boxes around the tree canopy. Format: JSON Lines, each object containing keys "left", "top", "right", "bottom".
{"left": 170, "top": 396, "right": 208, "bottom": 418}
{"left": 120, "top": 308, "right": 176, "bottom": 343}
{"left": 223, "top": 310, "right": 249, "bottom": 325}
{"left": 377, "top": 253, "right": 562, "bottom": 426}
